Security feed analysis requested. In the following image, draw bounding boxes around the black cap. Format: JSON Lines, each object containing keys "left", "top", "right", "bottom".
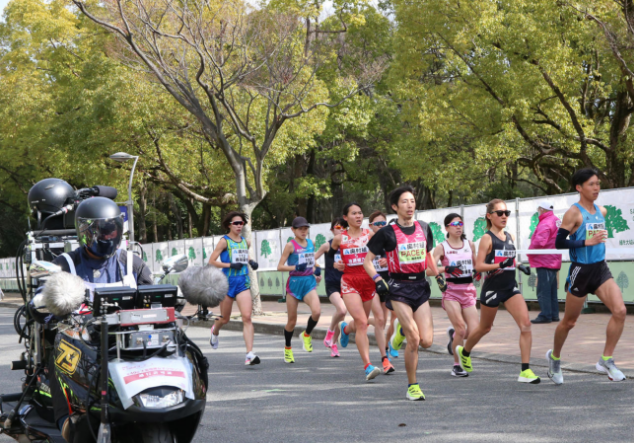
{"left": 292, "top": 216, "right": 310, "bottom": 228}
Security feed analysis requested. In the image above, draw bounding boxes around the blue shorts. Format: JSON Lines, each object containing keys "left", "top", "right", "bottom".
{"left": 227, "top": 275, "right": 250, "bottom": 298}
{"left": 286, "top": 275, "right": 317, "bottom": 301}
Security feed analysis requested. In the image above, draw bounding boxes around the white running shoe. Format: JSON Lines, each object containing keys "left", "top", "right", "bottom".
{"left": 210, "top": 325, "right": 219, "bottom": 350}
{"left": 245, "top": 352, "right": 261, "bottom": 366}
{"left": 546, "top": 349, "right": 563, "bottom": 385}
{"left": 596, "top": 357, "right": 626, "bottom": 382}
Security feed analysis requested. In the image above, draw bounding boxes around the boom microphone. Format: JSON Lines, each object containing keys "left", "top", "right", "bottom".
{"left": 92, "top": 186, "right": 118, "bottom": 200}
{"left": 178, "top": 265, "right": 228, "bottom": 308}
{"left": 42, "top": 272, "right": 88, "bottom": 317}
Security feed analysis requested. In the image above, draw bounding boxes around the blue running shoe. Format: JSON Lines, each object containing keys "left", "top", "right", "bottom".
{"left": 388, "top": 342, "right": 399, "bottom": 359}
{"left": 365, "top": 365, "right": 381, "bottom": 381}
{"left": 339, "top": 322, "right": 349, "bottom": 348}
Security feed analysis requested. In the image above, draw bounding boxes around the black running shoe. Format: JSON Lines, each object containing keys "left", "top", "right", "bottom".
{"left": 447, "top": 327, "right": 455, "bottom": 355}
{"left": 451, "top": 365, "right": 468, "bottom": 377}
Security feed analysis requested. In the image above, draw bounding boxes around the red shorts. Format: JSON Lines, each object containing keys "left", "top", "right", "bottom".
{"left": 341, "top": 273, "right": 376, "bottom": 302}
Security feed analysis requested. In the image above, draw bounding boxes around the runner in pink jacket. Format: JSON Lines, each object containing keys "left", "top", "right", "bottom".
{"left": 528, "top": 202, "right": 562, "bottom": 323}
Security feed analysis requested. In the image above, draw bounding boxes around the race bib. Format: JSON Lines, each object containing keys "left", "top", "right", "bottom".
{"left": 449, "top": 258, "right": 473, "bottom": 277}
{"left": 493, "top": 249, "right": 515, "bottom": 270}
{"left": 334, "top": 253, "right": 342, "bottom": 263}
{"left": 398, "top": 241, "right": 426, "bottom": 264}
{"left": 373, "top": 256, "right": 388, "bottom": 272}
{"left": 298, "top": 252, "right": 315, "bottom": 267}
{"left": 586, "top": 223, "right": 606, "bottom": 241}
{"left": 342, "top": 246, "right": 368, "bottom": 266}
{"left": 231, "top": 249, "right": 249, "bottom": 264}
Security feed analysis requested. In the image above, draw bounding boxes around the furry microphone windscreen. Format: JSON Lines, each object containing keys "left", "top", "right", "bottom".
{"left": 178, "top": 265, "right": 229, "bottom": 308}
{"left": 43, "top": 272, "right": 87, "bottom": 317}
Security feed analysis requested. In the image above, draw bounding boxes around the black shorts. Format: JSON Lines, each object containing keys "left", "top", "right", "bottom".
{"left": 385, "top": 279, "right": 430, "bottom": 313}
{"left": 566, "top": 261, "right": 613, "bottom": 297}
{"left": 480, "top": 287, "right": 522, "bottom": 308}
{"left": 325, "top": 280, "right": 341, "bottom": 298}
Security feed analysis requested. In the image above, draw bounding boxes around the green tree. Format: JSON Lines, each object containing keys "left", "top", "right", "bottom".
{"left": 604, "top": 206, "right": 630, "bottom": 238}
{"left": 314, "top": 234, "right": 327, "bottom": 250}
{"left": 172, "top": 248, "right": 178, "bottom": 256}
{"left": 261, "top": 240, "right": 272, "bottom": 259}
{"left": 188, "top": 247, "right": 196, "bottom": 260}
{"left": 616, "top": 271, "right": 629, "bottom": 292}
{"left": 156, "top": 250, "right": 163, "bottom": 262}
{"left": 529, "top": 213, "right": 539, "bottom": 239}
{"left": 429, "top": 222, "right": 444, "bottom": 247}
{"left": 473, "top": 218, "right": 487, "bottom": 242}
{"left": 142, "top": 251, "right": 148, "bottom": 262}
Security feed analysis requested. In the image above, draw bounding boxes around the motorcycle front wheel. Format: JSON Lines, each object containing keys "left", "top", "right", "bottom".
{"left": 115, "top": 423, "right": 176, "bottom": 443}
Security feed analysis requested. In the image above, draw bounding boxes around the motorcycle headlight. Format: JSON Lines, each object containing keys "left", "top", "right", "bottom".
{"left": 135, "top": 389, "right": 185, "bottom": 409}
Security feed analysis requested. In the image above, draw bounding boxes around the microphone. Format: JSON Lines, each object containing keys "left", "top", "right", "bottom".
{"left": 178, "top": 265, "right": 228, "bottom": 308}
{"left": 91, "top": 186, "right": 118, "bottom": 200}
{"left": 42, "top": 272, "right": 88, "bottom": 317}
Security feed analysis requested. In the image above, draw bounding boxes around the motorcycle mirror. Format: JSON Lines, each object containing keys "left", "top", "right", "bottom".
{"left": 162, "top": 254, "right": 188, "bottom": 274}
{"left": 29, "top": 260, "right": 62, "bottom": 278}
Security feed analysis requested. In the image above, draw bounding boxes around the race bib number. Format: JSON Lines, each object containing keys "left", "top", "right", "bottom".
{"left": 586, "top": 223, "right": 606, "bottom": 241}
{"left": 494, "top": 249, "right": 515, "bottom": 270}
{"left": 298, "top": 252, "right": 315, "bottom": 267}
{"left": 398, "top": 241, "right": 426, "bottom": 264}
{"left": 449, "top": 259, "right": 473, "bottom": 277}
{"left": 342, "top": 246, "right": 368, "bottom": 266}
{"left": 373, "top": 256, "right": 388, "bottom": 272}
{"left": 231, "top": 249, "right": 249, "bottom": 264}
{"left": 334, "top": 253, "right": 342, "bottom": 263}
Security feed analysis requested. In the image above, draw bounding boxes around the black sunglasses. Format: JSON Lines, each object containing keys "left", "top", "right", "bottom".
{"left": 229, "top": 221, "right": 245, "bottom": 226}
{"left": 489, "top": 210, "right": 511, "bottom": 217}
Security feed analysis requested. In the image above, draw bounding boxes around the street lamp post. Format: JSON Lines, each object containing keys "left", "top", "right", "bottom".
{"left": 109, "top": 152, "right": 139, "bottom": 253}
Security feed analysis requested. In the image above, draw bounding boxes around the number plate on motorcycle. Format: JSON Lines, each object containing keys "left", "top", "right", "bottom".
{"left": 118, "top": 307, "right": 175, "bottom": 326}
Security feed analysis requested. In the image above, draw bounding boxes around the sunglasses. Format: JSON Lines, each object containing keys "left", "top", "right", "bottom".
{"left": 370, "top": 221, "right": 387, "bottom": 227}
{"left": 447, "top": 221, "right": 464, "bottom": 227}
{"left": 229, "top": 221, "right": 245, "bottom": 226}
{"left": 334, "top": 224, "right": 344, "bottom": 230}
{"left": 489, "top": 210, "right": 511, "bottom": 217}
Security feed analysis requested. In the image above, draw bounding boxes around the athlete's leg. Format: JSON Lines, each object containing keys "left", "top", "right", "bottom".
{"left": 391, "top": 301, "right": 418, "bottom": 384}
{"left": 463, "top": 305, "right": 497, "bottom": 353}
{"left": 462, "top": 305, "right": 480, "bottom": 342}
{"left": 302, "top": 290, "right": 322, "bottom": 336}
{"left": 552, "top": 292, "right": 585, "bottom": 358}
{"left": 235, "top": 290, "right": 254, "bottom": 353}
{"left": 342, "top": 293, "right": 373, "bottom": 365}
{"left": 415, "top": 301, "right": 433, "bottom": 349}
{"left": 285, "top": 293, "right": 299, "bottom": 345}
{"left": 444, "top": 300, "right": 466, "bottom": 365}
{"left": 594, "top": 279, "right": 627, "bottom": 357}
{"left": 504, "top": 294, "right": 532, "bottom": 364}
{"left": 328, "top": 292, "right": 346, "bottom": 343}
{"left": 370, "top": 295, "right": 388, "bottom": 358}
{"left": 213, "top": 295, "right": 234, "bottom": 333}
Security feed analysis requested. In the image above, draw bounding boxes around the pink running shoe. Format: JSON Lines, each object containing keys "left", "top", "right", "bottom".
{"left": 324, "top": 330, "right": 335, "bottom": 348}
{"left": 330, "top": 344, "right": 340, "bottom": 358}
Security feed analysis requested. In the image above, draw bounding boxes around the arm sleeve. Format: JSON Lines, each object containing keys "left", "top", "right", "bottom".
{"left": 555, "top": 228, "right": 585, "bottom": 250}
{"left": 368, "top": 229, "right": 387, "bottom": 255}
{"left": 424, "top": 223, "right": 434, "bottom": 252}
{"left": 326, "top": 245, "right": 338, "bottom": 258}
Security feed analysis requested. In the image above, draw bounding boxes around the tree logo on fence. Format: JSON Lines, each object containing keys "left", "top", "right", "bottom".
{"left": 142, "top": 251, "right": 148, "bottom": 262}
{"left": 616, "top": 271, "right": 629, "bottom": 292}
{"left": 188, "top": 247, "right": 196, "bottom": 260}
{"left": 261, "top": 240, "right": 272, "bottom": 258}
{"left": 268, "top": 277, "right": 273, "bottom": 288}
{"left": 260, "top": 277, "right": 265, "bottom": 287}
{"left": 527, "top": 273, "right": 537, "bottom": 291}
{"left": 172, "top": 248, "right": 178, "bottom": 256}
{"left": 605, "top": 206, "right": 630, "bottom": 238}
{"left": 529, "top": 212, "right": 539, "bottom": 239}
{"left": 473, "top": 217, "right": 487, "bottom": 241}
{"left": 275, "top": 277, "right": 280, "bottom": 288}
{"left": 287, "top": 236, "right": 294, "bottom": 243}
{"left": 156, "top": 250, "right": 163, "bottom": 262}
{"left": 429, "top": 222, "right": 444, "bottom": 247}
{"left": 203, "top": 248, "right": 208, "bottom": 260}
{"left": 314, "top": 234, "right": 326, "bottom": 250}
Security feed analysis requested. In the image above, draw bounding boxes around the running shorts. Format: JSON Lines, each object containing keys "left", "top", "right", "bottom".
{"left": 442, "top": 282, "right": 477, "bottom": 310}
{"left": 341, "top": 274, "right": 376, "bottom": 302}
{"left": 378, "top": 272, "right": 390, "bottom": 303}
{"left": 227, "top": 275, "right": 250, "bottom": 298}
{"left": 325, "top": 280, "right": 341, "bottom": 298}
{"left": 287, "top": 275, "right": 317, "bottom": 301}
{"left": 480, "top": 286, "right": 521, "bottom": 308}
{"left": 385, "top": 279, "right": 430, "bottom": 313}
{"left": 566, "top": 261, "right": 613, "bottom": 298}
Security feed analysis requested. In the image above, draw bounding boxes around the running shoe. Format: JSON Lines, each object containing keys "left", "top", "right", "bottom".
{"left": 245, "top": 352, "right": 261, "bottom": 366}
{"left": 390, "top": 319, "right": 405, "bottom": 351}
{"left": 284, "top": 348, "right": 295, "bottom": 364}
{"left": 451, "top": 365, "right": 468, "bottom": 377}
{"left": 382, "top": 358, "right": 395, "bottom": 374}
{"left": 365, "top": 365, "right": 381, "bottom": 381}
{"left": 209, "top": 325, "right": 219, "bottom": 350}
{"left": 456, "top": 346, "right": 472, "bottom": 372}
{"left": 339, "top": 322, "right": 350, "bottom": 348}
{"left": 596, "top": 357, "right": 626, "bottom": 382}
{"left": 447, "top": 326, "right": 455, "bottom": 355}
{"left": 388, "top": 342, "right": 399, "bottom": 359}
{"left": 324, "top": 330, "right": 335, "bottom": 348}
{"left": 301, "top": 331, "right": 313, "bottom": 352}
{"left": 406, "top": 384, "right": 425, "bottom": 401}
{"left": 518, "top": 368, "right": 541, "bottom": 384}
{"left": 546, "top": 349, "right": 563, "bottom": 385}
{"left": 330, "top": 344, "right": 340, "bottom": 358}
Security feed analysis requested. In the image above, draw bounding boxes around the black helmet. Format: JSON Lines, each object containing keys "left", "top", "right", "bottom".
{"left": 75, "top": 197, "right": 124, "bottom": 259}
{"left": 28, "top": 178, "right": 75, "bottom": 214}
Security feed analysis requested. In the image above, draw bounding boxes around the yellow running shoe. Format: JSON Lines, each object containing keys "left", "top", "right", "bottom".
{"left": 518, "top": 368, "right": 541, "bottom": 384}
{"left": 390, "top": 319, "right": 405, "bottom": 351}
{"left": 284, "top": 348, "right": 295, "bottom": 364}
{"left": 406, "top": 384, "right": 425, "bottom": 401}
{"left": 301, "top": 331, "right": 313, "bottom": 352}
{"left": 456, "top": 346, "right": 472, "bottom": 372}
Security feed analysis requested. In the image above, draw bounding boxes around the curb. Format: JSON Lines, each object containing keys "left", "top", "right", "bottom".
{"left": 0, "top": 302, "right": 21, "bottom": 309}
{"left": 192, "top": 318, "right": 634, "bottom": 378}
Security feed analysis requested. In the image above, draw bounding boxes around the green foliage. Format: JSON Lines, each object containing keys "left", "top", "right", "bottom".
{"left": 473, "top": 218, "right": 487, "bottom": 242}
{"left": 604, "top": 206, "right": 630, "bottom": 238}
{"left": 529, "top": 213, "right": 540, "bottom": 239}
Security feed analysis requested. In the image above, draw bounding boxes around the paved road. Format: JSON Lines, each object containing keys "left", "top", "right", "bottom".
{"left": 0, "top": 307, "right": 632, "bottom": 442}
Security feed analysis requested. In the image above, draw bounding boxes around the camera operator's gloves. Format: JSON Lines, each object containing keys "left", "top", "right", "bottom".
{"left": 314, "top": 267, "right": 321, "bottom": 276}
{"left": 229, "top": 263, "right": 244, "bottom": 270}
{"left": 518, "top": 264, "right": 531, "bottom": 276}
{"left": 375, "top": 279, "right": 390, "bottom": 296}
{"left": 498, "top": 257, "right": 515, "bottom": 269}
{"left": 473, "top": 270, "right": 482, "bottom": 281}
{"left": 295, "top": 263, "right": 308, "bottom": 272}
{"left": 249, "top": 260, "right": 259, "bottom": 271}
{"left": 445, "top": 266, "right": 463, "bottom": 277}
{"left": 435, "top": 275, "right": 448, "bottom": 292}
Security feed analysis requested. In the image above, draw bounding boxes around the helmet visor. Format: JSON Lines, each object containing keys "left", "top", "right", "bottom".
{"left": 77, "top": 216, "right": 124, "bottom": 259}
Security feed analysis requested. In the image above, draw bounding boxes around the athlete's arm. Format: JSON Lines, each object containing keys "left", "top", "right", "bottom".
{"left": 470, "top": 240, "right": 482, "bottom": 280}
{"left": 475, "top": 233, "right": 499, "bottom": 272}
{"left": 208, "top": 238, "right": 231, "bottom": 269}
{"left": 363, "top": 250, "right": 380, "bottom": 281}
{"left": 314, "top": 242, "right": 330, "bottom": 261}
{"left": 426, "top": 244, "right": 444, "bottom": 276}
{"left": 276, "top": 242, "right": 297, "bottom": 272}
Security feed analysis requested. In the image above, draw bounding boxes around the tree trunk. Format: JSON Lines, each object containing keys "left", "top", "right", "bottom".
{"left": 188, "top": 199, "right": 194, "bottom": 238}
{"left": 152, "top": 189, "right": 159, "bottom": 242}
{"left": 608, "top": 90, "right": 631, "bottom": 188}
{"left": 168, "top": 193, "right": 184, "bottom": 239}
{"left": 138, "top": 180, "right": 148, "bottom": 243}
{"left": 241, "top": 203, "right": 263, "bottom": 316}
{"left": 201, "top": 203, "right": 211, "bottom": 236}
